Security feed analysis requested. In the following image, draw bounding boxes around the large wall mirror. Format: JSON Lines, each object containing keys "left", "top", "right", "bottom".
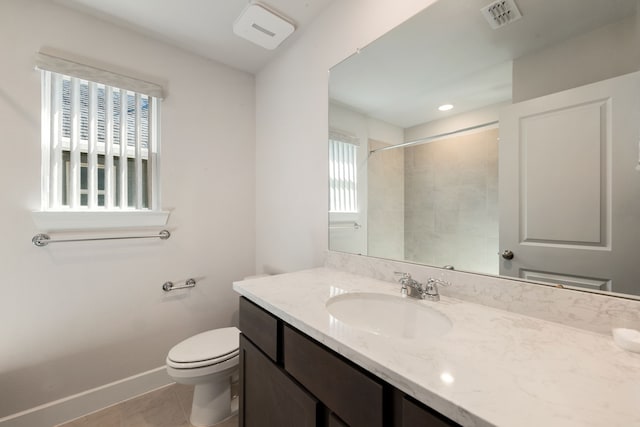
{"left": 328, "top": 0, "right": 640, "bottom": 298}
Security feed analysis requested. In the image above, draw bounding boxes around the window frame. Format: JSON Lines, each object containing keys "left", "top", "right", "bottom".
{"left": 33, "top": 52, "right": 168, "bottom": 230}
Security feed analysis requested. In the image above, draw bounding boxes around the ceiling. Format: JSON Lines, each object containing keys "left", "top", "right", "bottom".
{"left": 329, "top": 0, "right": 638, "bottom": 129}
{"left": 53, "top": 0, "right": 335, "bottom": 74}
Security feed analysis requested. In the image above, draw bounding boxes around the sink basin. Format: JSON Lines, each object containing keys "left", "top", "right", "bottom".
{"left": 326, "top": 292, "right": 452, "bottom": 340}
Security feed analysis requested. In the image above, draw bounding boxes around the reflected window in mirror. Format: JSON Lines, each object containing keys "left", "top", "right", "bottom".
{"left": 329, "top": 130, "right": 359, "bottom": 213}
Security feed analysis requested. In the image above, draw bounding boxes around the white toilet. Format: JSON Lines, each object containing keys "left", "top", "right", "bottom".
{"left": 166, "top": 327, "right": 240, "bottom": 427}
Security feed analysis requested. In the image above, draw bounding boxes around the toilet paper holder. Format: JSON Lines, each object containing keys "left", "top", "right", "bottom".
{"left": 162, "top": 278, "right": 196, "bottom": 292}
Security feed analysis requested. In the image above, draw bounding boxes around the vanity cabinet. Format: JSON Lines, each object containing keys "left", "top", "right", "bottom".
{"left": 401, "top": 396, "right": 456, "bottom": 427}
{"left": 284, "top": 325, "right": 384, "bottom": 427}
{"left": 240, "top": 335, "right": 319, "bottom": 426}
{"left": 238, "top": 297, "right": 459, "bottom": 427}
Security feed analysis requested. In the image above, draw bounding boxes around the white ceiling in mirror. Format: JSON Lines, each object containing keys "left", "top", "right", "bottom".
{"left": 329, "top": 0, "right": 637, "bottom": 128}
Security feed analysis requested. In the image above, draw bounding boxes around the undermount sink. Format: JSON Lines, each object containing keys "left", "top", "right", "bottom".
{"left": 326, "top": 292, "right": 452, "bottom": 340}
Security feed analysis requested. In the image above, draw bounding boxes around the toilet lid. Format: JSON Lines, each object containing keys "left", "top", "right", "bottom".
{"left": 168, "top": 327, "right": 240, "bottom": 365}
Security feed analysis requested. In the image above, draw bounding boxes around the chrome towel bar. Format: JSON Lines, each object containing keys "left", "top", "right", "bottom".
{"left": 32, "top": 229, "right": 170, "bottom": 247}
{"left": 329, "top": 221, "right": 361, "bottom": 230}
{"left": 162, "top": 278, "right": 196, "bottom": 292}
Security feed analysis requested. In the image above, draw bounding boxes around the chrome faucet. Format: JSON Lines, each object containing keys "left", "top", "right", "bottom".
{"left": 395, "top": 272, "right": 450, "bottom": 301}
{"left": 395, "top": 272, "right": 423, "bottom": 299}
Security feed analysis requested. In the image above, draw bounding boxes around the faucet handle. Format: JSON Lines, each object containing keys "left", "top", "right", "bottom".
{"left": 426, "top": 278, "right": 451, "bottom": 291}
{"left": 394, "top": 272, "right": 411, "bottom": 296}
{"left": 424, "top": 278, "right": 451, "bottom": 301}
{"left": 394, "top": 271, "right": 412, "bottom": 284}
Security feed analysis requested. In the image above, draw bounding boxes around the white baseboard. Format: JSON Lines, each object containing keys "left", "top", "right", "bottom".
{"left": 0, "top": 366, "right": 173, "bottom": 427}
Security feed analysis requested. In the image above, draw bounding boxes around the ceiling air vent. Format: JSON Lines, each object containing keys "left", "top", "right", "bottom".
{"left": 233, "top": 3, "right": 295, "bottom": 50}
{"left": 481, "top": 0, "right": 522, "bottom": 29}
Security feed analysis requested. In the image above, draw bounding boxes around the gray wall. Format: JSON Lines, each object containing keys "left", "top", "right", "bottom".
{"left": 513, "top": 14, "right": 640, "bottom": 102}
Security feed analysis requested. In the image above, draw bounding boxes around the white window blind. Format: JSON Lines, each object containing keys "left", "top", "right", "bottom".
{"left": 38, "top": 54, "right": 162, "bottom": 211}
{"left": 329, "top": 131, "right": 359, "bottom": 213}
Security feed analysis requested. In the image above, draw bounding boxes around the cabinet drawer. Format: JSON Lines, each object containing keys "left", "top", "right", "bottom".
{"left": 284, "top": 325, "right": 384, "bottom": 427}
{"left": 402, "top": 396, "right": 460, "bottom": 427}
{"left": 240, "top": 335, "right": 319, "bottom": 427}
{"left": 239, "top": 297, "right": 280, "bottom": 362}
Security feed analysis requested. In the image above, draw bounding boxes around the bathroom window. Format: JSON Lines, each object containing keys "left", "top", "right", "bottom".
{"left": 37, "top": 53, "right": 165, "bottom": 219}
{"left": 41, "top": 70, "right": 158, "bottom": 210}
{"left": 329, "top": 131, "right": 359, "bottom": 213}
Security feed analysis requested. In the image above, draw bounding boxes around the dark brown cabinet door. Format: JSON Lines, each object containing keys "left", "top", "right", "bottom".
{"left": 328, "top": 413, "right": 349, "bottom": 427}
{"left": 284, "top": 326, "right": 384, "bottom": 427}
{"left": 240, "top": 334, "right": 319, "bottom": 427}
{"left": 239, "top": 297, "right": 280, "bottom": 363}
{"left": 402, "top": 396, "right": 460, "bottom": 427}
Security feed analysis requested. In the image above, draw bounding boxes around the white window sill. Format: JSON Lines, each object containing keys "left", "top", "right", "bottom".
{"left": 31, "top": 210, "right": 170, "bottom": 231}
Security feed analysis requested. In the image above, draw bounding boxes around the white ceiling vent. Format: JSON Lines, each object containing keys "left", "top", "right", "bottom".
{"left": 233, "top": 3, "right": 295, "bottom": 50}
{"left": 481, "top": 0, "right": 522, "bottom": 29}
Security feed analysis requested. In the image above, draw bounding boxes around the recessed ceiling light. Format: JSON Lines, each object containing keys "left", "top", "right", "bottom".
{"left": 438, "top": 104, "right": 454, "bottom": 111}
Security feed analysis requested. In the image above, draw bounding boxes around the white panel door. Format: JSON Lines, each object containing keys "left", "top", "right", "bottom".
{"left": 499, "top": 71, "right": 640, "bottom": 294}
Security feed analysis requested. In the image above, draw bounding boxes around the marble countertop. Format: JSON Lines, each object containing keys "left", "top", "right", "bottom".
{"left": 233, "top": 268, "right": 640, "bottom": 427}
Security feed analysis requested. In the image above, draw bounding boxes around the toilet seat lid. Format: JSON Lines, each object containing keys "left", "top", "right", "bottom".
{"left": 168, "top": 327, "right": 240, "bottom": 365}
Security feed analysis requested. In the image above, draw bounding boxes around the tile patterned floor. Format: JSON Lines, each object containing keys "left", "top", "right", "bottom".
{"left": 56, "top": 384, "right": 238, "bottom": 427}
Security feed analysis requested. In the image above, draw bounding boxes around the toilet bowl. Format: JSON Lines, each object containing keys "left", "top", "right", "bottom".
{"left": 166, "top": 327, "right": 240, "bottom": 427}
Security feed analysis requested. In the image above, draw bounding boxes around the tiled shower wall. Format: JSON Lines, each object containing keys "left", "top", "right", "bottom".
{"left": 367, "top": 139, "right": 405, "bottom": 260}
{"left": 404, "top": 128, "right": 499, "bottom": 274}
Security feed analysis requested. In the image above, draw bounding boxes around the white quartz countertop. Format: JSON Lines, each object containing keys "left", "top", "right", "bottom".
{"left": 233, "top": 268, "right": 640, "bottom": 427}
